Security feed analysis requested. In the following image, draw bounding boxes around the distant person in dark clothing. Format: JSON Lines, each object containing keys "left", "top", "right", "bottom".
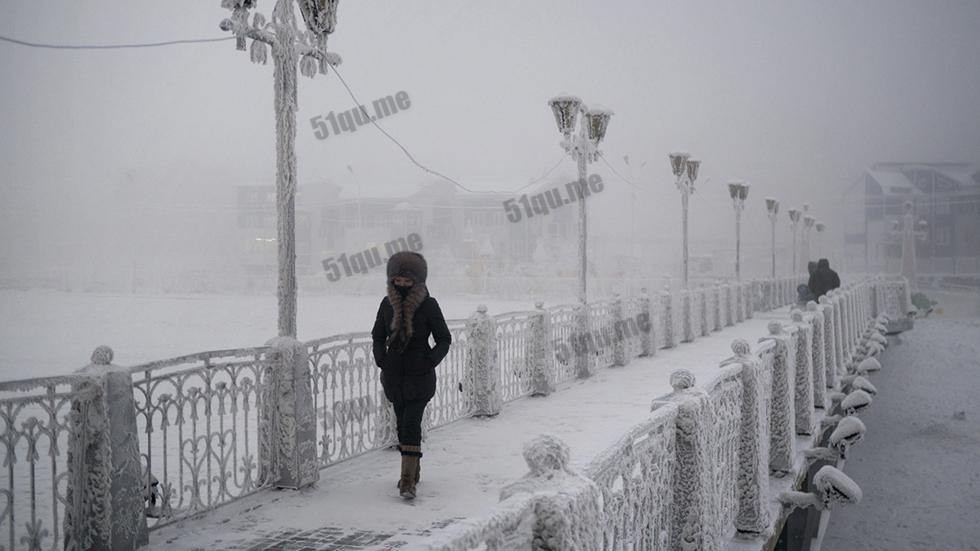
{"left": 808, "top": 258, "right": 841, "bottom": 299}
{"left": 798, "top": 261, "right": 818, "bottom": 304}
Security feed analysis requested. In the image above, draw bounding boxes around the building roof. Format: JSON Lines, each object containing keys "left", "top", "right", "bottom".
{"left": 866, "top": 170, "right": 918, "bottom": 195}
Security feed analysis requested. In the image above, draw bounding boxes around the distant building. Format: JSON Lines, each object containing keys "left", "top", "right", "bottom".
{"left": 235, "top": 182, "right": 340, "bottom": 292}
{"left": 316, "top": 179, "right": 579, "bottom": 275}
{"left": 842, "top": 162, "right": 980, "bottom": 275}
{"left": 234, "top": 177, "right": 582, "bottom": 291}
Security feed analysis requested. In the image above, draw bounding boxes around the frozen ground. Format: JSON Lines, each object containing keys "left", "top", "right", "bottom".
{"left": 824, "top": 318, "right": 980, "bottom": 551}
{"left": 144, "top": 309, "right": 787, "bottom": 550}
{"left": 0, "top": 289, "right": 530, "bottom": 379}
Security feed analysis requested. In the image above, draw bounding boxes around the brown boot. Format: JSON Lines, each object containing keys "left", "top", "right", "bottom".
{"left": 398, "top": 445, "right": 421, "bottom": 499}
{"left": 394, "top": 445, "right": 421, "bottom": 487}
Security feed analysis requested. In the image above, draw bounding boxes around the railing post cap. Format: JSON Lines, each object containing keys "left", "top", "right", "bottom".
{"left": 91, "top": 345, "right": 114, "bottom": 365}
{"left": 807, "top": 301, "right": 819, "bottom": 311}
{"left": 768, "top": 320, "right": 784, "bottom": 335}
{"left": 476, "top": 304, "right": 488, "bottom": 314}
{"left": 535, "top": 300, "right": 545, "bottom": 310}
{"left": 669, "top": 369, "right": 696, "bottom": 391}
{"left": 791, "top": 309, "right": 804, "bottom": 322}
{"left": 523, "top": 434, "right": 570, "bottom": 476}
{"left": 732, "top": 338, "right": 752, "bottom": 357}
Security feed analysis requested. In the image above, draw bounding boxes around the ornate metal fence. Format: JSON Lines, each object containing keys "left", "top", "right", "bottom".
{"left": 130, "top": 347, "right": 274, "bottom": 530}
{"left": 704, "top": 366, "right": 743, "bottom": 539}
{"left": 425, "top": 321, "right": 469, "bottom": 428}
{"left": 549, "top": 304, "right": 578, "bottom": 384}
{"left": 584, "top": 405, "right": 677, "bottom": 550}
{"left": 0, "top": 375, "right": 96, "bottom": 551}
{"left": 495, "top": 312, "right": 534, "bottom": 403}
{"left": 587, "top": 300, "right": 615, "bottom": 370}
{"left": 306, "top": 333, "right": 388, "bottom": 468}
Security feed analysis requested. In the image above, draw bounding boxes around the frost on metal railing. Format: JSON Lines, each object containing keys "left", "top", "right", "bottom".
{"left": 725, "top": 339, "right": 774, "bottom": 536}
{"left": 0, "top": 374, "right": 96, "bottom": 551}
{"left": 703, "top": 363, "right": 743, "bottom": 542}
{"left": 670, "top": 291, "right": 684, "bottom": 346}
{"left": 584, "top": 403, "right": 677, "bottom": 550}
{"left": 130, "top": 347, "right": 274, "bottom": 530}
{"left": 495, "top": 312, "right": 534, "bottom": 403}
{"left": 760, "top": 321, "right": 796, "bottom": 475}
{"left": 420, "top": 492, "right": 537, "bottom": 551}
{"left": 548, "top": 304, "right": 577, "bottom": 383}
{"left": 819, "top": 296, "right": 839, "bottom": 389}
{"left": 805, "top": 302, "right": 827, "bottom": 409}
{"left": 307, "top": 332, "right": 389, "bottom": 466}
{"left": 587, "top": 300, "right": 615, "bottom": 369}
{"left": 425, "top": 321, "right": 469, "bottom": 428}
{"left": 790, "top": 310, "right": 816, "bottom": 435}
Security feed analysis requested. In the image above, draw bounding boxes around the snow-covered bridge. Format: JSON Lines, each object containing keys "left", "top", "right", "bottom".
{"left": 0, "top": 276, "right": 912, "bottom": 550}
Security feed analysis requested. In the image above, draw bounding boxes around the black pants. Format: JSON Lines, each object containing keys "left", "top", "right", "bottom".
{"left": 393, "top": 399, "right": 429, "bottom": 447}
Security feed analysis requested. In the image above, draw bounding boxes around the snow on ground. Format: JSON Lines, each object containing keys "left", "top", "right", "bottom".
{"left": 144, "top": 309, "right": 788, "bottom": 550}
{"left": 0, "top": 289, "right": 530, "bottom": 379}
{"left": 824, "top": 318, "right": 980, "bottom": 551}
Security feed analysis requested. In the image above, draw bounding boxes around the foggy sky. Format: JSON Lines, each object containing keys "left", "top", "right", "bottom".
{"left": 2, "top": 0, "right": 979, "bottom": 274}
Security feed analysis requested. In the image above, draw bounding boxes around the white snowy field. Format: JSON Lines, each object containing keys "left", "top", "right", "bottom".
{"left": 823, "top": 318, "right": 980, "bottom": 551}
{"left": 0, "top": 289, "right": 531, "bottom": 380}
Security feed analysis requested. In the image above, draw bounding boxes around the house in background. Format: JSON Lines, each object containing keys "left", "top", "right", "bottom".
{"left": 842, "top": 162, "right": 979, "bottom": 277}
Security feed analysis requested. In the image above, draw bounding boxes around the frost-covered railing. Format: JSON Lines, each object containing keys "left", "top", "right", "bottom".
{"left": 418, "top": 276, "right": 896, "bottom": 550}
{"left": 494, "top": 312, "right": 534, "bottom": 403}
{"left": 306, "top": 332, "right": 389, "bottom": 467}
{"left": 583, "top": 404, "right": 678, "bottom": 549}
{"left": 0, "top": 374, "right": 95, "bottom": 551}
{"left": 130, "top": 347, "right": 275, "bottom": 530}
{"left": 0, "top": 274, "right": 822, "bottom": 549}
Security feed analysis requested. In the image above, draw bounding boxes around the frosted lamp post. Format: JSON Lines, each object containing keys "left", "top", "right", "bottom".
{"left": 815, "top": 221, "right": 826, "bottom": 260}
{"left": 788, "top": 207, "right": 801, "bottom": 274}
{"left": 670, "top": 153, "right": 701, "bottom": 288}
{"left": 802, "top": 212, "right": 815, "bottom": 268}
{"left": 889, "top": 201, "right": 927, "bottom": 287}
{"left": 728, "top": 181, "right": 750, "bottom": 280}
{"left": 765, "top": 198, "right": 780, "bottom": 278}
{"left": 548, "top": 95, "right": 613, "bottom": 305}
{"left": 220, "top": 0, "right": 342, "bottom": 337}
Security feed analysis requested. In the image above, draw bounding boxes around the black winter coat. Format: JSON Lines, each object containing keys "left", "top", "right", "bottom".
{"left": 372, "top": 294, "right": 452, "bottom": 403}
{"left": 808, "top": 266, "right": 841, "bottom": 299}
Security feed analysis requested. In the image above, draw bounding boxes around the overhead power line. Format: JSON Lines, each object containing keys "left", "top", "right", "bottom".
{"left": 0, "top": 33, "right": 235, "bottom": 50}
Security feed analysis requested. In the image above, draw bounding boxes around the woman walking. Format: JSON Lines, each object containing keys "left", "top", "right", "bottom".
{"left": 372, "top": 251, "right": 451, "bottom": 500}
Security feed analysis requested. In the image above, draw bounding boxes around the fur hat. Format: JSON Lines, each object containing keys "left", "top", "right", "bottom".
{"left": 387, "top": 251, "right": 427, "bottom": 284}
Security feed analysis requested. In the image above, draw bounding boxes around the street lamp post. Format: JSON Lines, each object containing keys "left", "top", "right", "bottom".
{"left": 669, "top": 153, "right": 701, "bottom": 288}
{"left": 815, "top": 221, "right": 826, "bottom": 260}
{"left": 728, "top": 181, "right": 750, "bottom": 280}
{"left": 802, "top": 211, "right": 815, "bottom": 268}
{"left": 788, "top": 207, "right": 801, "bottom": 274}
{"left": 766, "top": 198, "right": 780, "bottom": 278}
{"left": 890, "top": 201, "right": 928, "bottom": 288}
{"left": 220, "top": 0, "right": 342, "bottom": 338}
{"left": 547, "top": 95, "right": 613, "bottom": 305}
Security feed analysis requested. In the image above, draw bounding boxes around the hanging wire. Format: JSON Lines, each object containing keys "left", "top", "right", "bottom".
{"left": 597, "top": 153, "right": 650, "bottom": 192}
{"left": 0, "top": 30, "right": 635, "bottom": 198}
{"left": 326, "top": 63, "right": 512, "bottom": 194}
{"left": 0, "top": 33, "right": 235, "bottom": 50}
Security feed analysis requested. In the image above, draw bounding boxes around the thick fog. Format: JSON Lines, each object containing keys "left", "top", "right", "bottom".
{"left": 2, "top": 1, "right": 979, "bottom": 311}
